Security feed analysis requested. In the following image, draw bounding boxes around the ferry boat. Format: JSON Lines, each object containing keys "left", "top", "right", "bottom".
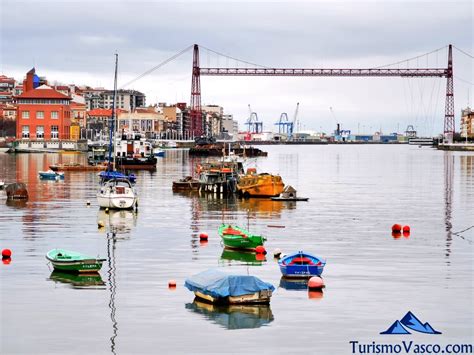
{"left": 114, "top": 133, "right": 157, "bottom": 170}
{"left": 237, "top": 169, "right": 284, "bottom": 197}
{"left": 408, "top": 137, "right": 434, "bottom": 146}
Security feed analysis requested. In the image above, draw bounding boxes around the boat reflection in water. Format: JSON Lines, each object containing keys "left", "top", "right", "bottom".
{"left": 48, "top": 271, "right": 105, "bottom": 289}
{"left": 97, "top": 209, "right": 137, "bottom": 234}
{"left": 220, "top": 249, "right": 266, "bottom": 266}
{"left": 185, "top": 300, "right": 274, "bottom": 330}
{"left": 279, "top": 277, "right": 324, "bottom": 300}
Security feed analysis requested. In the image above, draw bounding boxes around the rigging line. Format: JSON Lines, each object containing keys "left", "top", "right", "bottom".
{"left": 372, "top": 45, "right": 448, "bottom": 69}
{"left": 453, "top": 46, "right": 474, "bottom": 59}
{"left": 198, "top": 45, "right": 269, "bottom": 68}
{"left": 119, "top": 45, "right": 194, "bottom": 89}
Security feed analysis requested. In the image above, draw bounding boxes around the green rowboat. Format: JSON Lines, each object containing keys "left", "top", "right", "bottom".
{"left": 218, "top": 224, "right": 265, "bottom": 251}
{"left": 46, "top": 249, "right": 105, "bottom": 273}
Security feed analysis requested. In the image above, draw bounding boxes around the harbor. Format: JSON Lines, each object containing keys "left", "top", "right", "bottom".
{"left": 1, "top": 145, "right": 472, "bottom": 353}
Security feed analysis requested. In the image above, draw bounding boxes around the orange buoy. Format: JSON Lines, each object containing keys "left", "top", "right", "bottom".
{"left": 255, "top": 246, "right": 266, "bottom": 255}
{"left": 199, "top": 233, "right": 208, "bottom": 241}
{"left": 308, "top": 276, "right": 325, "bottom": 290}
{"left": 392, "top": 231, "right": 402, "bottom": 239}
{"left": 392, "top": 224, "right": 402, "bottom": 233}
{"left": 255, "top": 253, "right": 266, "bottom": 261}
{"left": 168, "top": 280, "right": 177, "bottom": 288}
{"left": 308, "top": 290, "right": 324, "bottom": 300}
{"left": 2, "top": 249, "right": 12, "bottom": 259}
{"left": 402, "top": 225, "right": 410, "bottom": 233}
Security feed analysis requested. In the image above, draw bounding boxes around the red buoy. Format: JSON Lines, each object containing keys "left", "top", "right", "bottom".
{"left": 308, "top": 276, "right": 325, "bottom": 290}
{"left": 199, "top": 233, "right": 208, "bottom": 241}
{"left": 168, "top": 280, "right": 177, "bottom": 288}
{"left": 2, "top": 258, "right": 11, "bottom": 265}
{"left": 255, "top": 246, "right": 266, "bottom": 254}
{"left": 308, "top": 290, "right": 324, "bottom": 300}
{"left": 2, "top": 249, "right": 11, "bottom": 259}
{"left": 255, "top": 253, "right": 266, "bottom": 261}
{"left": 403, "top": 231, "right": 410, "bottom": 238}
{"left": 402, "top": 225, "right": 410, "bottom": 233}
{"left": 392, "top": 224, "right": 402, "bottom": 233}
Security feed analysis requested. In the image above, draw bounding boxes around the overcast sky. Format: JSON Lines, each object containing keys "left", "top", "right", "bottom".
{"left": 1, "top": 0, "right": 472, "bottom": 135}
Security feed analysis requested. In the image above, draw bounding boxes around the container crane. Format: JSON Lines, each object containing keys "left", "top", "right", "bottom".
{"left": 246, "top": 104, "right": 263, "bottom": 133}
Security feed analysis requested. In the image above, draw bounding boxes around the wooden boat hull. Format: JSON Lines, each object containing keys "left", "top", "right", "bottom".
{"left": 50, "top": 164, "right": 107, "bottom": 172}
{"left": 5, "top": 182, "right": 28, "bottom": 200}
{"left": 218, "top": 224, "right": 265, "bottom": 250}
{"left": 237, "top": 174, "right": 284, "bottom": 197}
{"left": 194, "top": 290, "right": 272, "bottom": 305}
{"left": 46, "top": 249, "right": 104, "bottom": 273}
{"left": 278, "top": 251, "right": 326, "bottom": 278}
{"left": 172, "top": 178, "right": 200, "bottom": 191}
{"left": 115, "top": 157, "right": 157, "bottom": 170}
{"left": 279, "top": 265, "right": 325, "bottom": 278}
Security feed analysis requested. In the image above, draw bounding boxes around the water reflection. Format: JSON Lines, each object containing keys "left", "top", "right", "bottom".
{"left": 185, "top": 300, "right": 274, "bottom": 330}
{"left": 444, "top": 153, "right": 453, "bottom": 261}
{"left": 97, "top": 210, "right": 137, "bottom": 235}
{"left": 107, "top": 233, "right": 118, "bottom": 355}
{"left": 49, "top": 271, "right": 105, "bottom": 289}
{"left": 220, "top": 249, "right": 266, "bottom": 266}
{"left": 279, "top": 277, "right": 308, "bottom": 290}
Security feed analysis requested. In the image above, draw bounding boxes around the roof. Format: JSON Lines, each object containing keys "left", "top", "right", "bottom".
{"left": 16, "top": 85, "right": 71, "bottom": 100}
{"left": 87, "top": 108, "right": 127, "bottom": 116}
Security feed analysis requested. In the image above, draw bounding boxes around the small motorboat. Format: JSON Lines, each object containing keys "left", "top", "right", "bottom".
{"left": 99, "top": 170, "right": 136, "bottom": 183}
{"left": 96, "top": 178, "right": 137, "bottom": 210}
{"left": 46, "top": 249, "right": 105, "bottom": 273}
{"left": 278, "top": 251, "right": 326, "bottom": 278}
{"left": 39, "top": 170, "right": 64, "bottom": 180}
{"left": 218, "top": 224, "right": 265, "bottom": 251}
{"left": 153, "top": 148, "right": 165, "bottom": 157}
{"left": 185, "top": 269, "right": 274, "bottom": 304}
{"left": 172, "top": 176, "right": 200, "bottom": 191}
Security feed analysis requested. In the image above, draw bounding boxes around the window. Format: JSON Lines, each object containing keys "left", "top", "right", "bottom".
{"left": 36, "top": 111, "right": 44, "bottom": 119}
{"left": 22, "top": 126, "right": 30, "bottom": 138}
{"left": 22, "top": 111, "right": 30, "bottom": 119}
{"left": 51, "top": 125, "right": 59, "bottom": 139}
{"left": 36, "top": 126, "right": 44, "bottom": 139}
{"left": 51, "top": 111, "right": 58, "bottom": 119}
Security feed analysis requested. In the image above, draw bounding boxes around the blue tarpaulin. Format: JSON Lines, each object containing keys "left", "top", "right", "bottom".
{"left": 184, "top": 269, "right": 275, "bottom": 299}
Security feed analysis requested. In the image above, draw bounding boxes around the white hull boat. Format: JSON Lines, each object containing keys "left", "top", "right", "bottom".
{"left": 96, "top": 178, "right": 137, "bottom": 210}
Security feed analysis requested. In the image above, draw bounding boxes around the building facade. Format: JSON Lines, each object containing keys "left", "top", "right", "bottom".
{"left": 461, "top": 107, "right": 474, "bottom": 139}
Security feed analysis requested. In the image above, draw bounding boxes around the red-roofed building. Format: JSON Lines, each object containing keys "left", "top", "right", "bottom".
{"left": 15, "top": 68, "right": 72, "bottom": 140}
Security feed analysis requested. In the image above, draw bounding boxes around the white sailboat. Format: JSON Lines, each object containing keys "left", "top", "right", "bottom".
{"left": 96, "top": 54, "right": 138, "bottom": 210}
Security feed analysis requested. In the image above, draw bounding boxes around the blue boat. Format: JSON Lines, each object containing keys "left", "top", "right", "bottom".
{"left": 153, "top": 148, "right": 165, "bottom": 157}
{"left": 99, "top": 170, "right": 136, "bottom": 183}
{"left": 39, "top": 170, "right": 64, "bottom": 180}
{"left": 278, "top": 251, "right": 326, "bottom": 278}
{"left": 185, "top": 269, "right": 274, "bottom": 304}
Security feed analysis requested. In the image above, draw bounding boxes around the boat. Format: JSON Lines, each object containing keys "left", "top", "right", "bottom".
{"left": 39, "top": 170, "right": 64, "bottom": 179}
{"left": 184, "top": 269, "right": 274, "bottom": 304}
{"left": 237, "top": 170, "right": 284, "bottom": 197}
{"left": 114, "top": 132, "right": 157, "bottom": 170}
{"left": 49, "top": 162, "right": 107, "bottom": 172}
{"left": 0, "top": 181, "right": 7, "bottom": 200}
{"left": 46, "top": 249, "right": 105, "bottom": 273}
{"left": 218, "top": 224, "right": 265, "bottom": 251}
{"left": 5, "top": 182, "right": 28, "bottom": 200}
{"left": 271, "top": 185, "right": 309, "bottom": 201}
{"left": 278, "top": 251, "right": 326, "bottom": 278}
{"left": 408, "top": 137, "right": 434, "bottom": 146}
{"left": 49, "top": 271, "right": 105, "bottom": 288}
{"left": 172, "top": 176, "right": 200, "bottom": 191}
{"left": 97, "top": 53, "right": 138, "bottom": 210}
{"left": 0, "top": 147, "right": 10, "bottom": 153}
{"left": 99, "top": 170, "right": 136, "bottom": 183}
{"left": 97, "top": 178, "right": 137, "bottom": 210}
{"left": 153, "top": 148, "right": 165, "bottom": 157}
{"left": 185, "top": 300, "right": 274, "bottom": 329}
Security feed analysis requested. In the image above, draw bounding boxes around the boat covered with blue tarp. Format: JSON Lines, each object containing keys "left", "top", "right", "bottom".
{"left": 184, "top": 269, "right": 274, "bottom": 304}
{"left": 99, "top": 170, "right": 136, "bottom": 183}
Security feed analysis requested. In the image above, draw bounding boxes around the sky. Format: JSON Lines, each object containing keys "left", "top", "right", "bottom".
{"left": 0, "top": 0, "right": 472, "bottom": 136}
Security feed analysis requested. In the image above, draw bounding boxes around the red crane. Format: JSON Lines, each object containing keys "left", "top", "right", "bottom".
{"left": 191, "top": 44, "right": 455, "bottom": 142}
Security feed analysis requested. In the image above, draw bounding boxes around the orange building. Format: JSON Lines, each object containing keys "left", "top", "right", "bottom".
{"left": 15, "top": 69, "right": 72, "bottom": 140}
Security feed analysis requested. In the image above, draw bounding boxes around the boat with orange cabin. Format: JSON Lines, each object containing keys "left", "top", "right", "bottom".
{"left": 237, "top": 168, "right": 284, "bottom": 197}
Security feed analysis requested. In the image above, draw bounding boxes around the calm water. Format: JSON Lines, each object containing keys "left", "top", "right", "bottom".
{"left": 0, "top": 145, "right": 472, "bottom": 354}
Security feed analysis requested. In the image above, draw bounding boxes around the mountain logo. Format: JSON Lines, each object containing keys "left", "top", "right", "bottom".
{"left": 380, "top": 311, "right": 442, "bottom": 335}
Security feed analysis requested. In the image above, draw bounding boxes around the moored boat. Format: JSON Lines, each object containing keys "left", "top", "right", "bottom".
{"left": 96, "top": 178, "right": 137, "bottom": 210}
{"left": 39, "top": 170, "right": 64, "bottom": 179}
{"left": 46, "top": 249, "right": 105, "bottom": 273}
{"left": 114, "top": 133, "right": 157, "bottom": 170}
{"left": 279, "top": 251, "right": 326, "bottom": 278}
{"left": 99, "top": 170, "right": 136, "bottom": 183}
{"left": 185, "top": 269, "right": 274, "bottom": 304}
{"left": 172, "top": 176, "right": 200, "bottom": 191}
{"left": 218, "top": 224, "right": 265, "bottom": 251}
{"left": 237, "top": 171, "right": 284, "bottom": 197}
{"left": 49, "top": 163, "right": 107, "bottom": 172}
{"left": 153, "top": 148, "right": 165, "bottom": 157}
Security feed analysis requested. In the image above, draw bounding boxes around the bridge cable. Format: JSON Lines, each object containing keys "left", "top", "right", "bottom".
{"left": 199, "top": 45, "right": 269, "bottom": 68}
{"left": 453, "top": 46, "right": 474, "bottom": 59}
{"left": 372, "top": 45, "right": 448, "bottom": 69}
{"left": 120, "top": 44, "right": 194, "bottom": 89}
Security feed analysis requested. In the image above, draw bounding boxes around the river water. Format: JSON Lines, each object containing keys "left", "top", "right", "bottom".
{"left": 0, "top": 145, "right": 472, "bottom": 354}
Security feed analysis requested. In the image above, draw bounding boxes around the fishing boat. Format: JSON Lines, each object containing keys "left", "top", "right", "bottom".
{"left": 114, "top": 132, "right": 157, "bottom": 170}
{"left": 278, "top": 251, "right": 326, "bottom": 278}
{"left": 218, "top": 224, "right": 265, "bottom": 251}
{"left": 184, "top": 269, "right": 274, "bottom": 304}
{"left": 39, "top": 170, "right": 64, "bottom": 179}
{"left": 49, "top": 162, "right": 107, "bottom": 172}
{"left": 46, "top": 249, "right": 105, "bottom": 273}
{"left": 237, "top": 169, "right": 284, "bottom": 197}
{"left": 97, "top": 178, "right": 137, "bottom": 210}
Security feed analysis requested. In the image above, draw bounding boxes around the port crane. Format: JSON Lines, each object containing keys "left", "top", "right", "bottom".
{"left": 246, "top": 104, "right": 263, "bottom": 133}
{"left": 275, "top": 103, "right": 299, "bottom": 139}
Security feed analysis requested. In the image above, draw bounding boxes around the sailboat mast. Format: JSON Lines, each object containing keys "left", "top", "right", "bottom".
{"left": 106, "top": 54, "right": 119, "bottom": 172}
{"left": 112, "top": 53, "right": 118, "bottom": 171}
